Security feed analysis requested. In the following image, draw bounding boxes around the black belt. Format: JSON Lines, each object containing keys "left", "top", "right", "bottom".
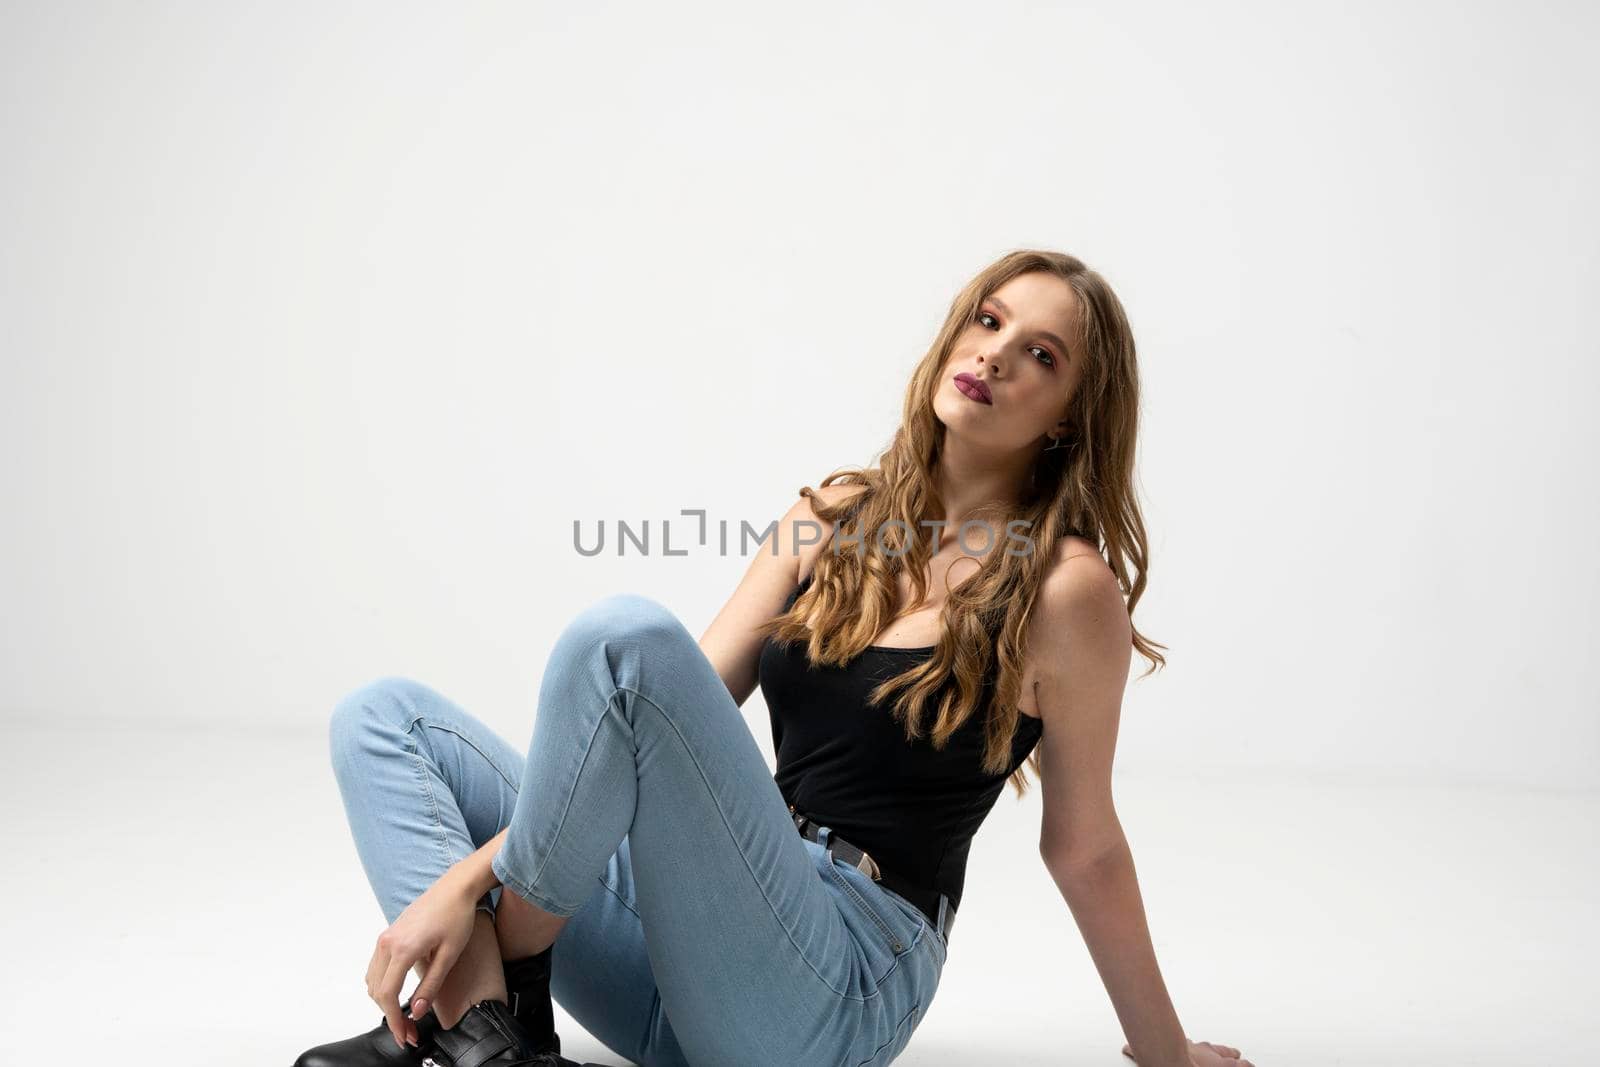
{"left": 788, "top": 804, "right": 956, "bottom": 944}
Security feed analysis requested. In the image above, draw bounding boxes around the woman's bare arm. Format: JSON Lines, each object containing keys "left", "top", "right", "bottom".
{"left": 1030, "top": 549, "right": 1191, "bottom": 1067}
{"left": 697, "top": 484, "right": 867, "bottom": 705}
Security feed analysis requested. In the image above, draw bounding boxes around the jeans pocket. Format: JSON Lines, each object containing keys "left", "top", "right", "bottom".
{"left": 822, "top": 852, "right": 917, "bottom": 957}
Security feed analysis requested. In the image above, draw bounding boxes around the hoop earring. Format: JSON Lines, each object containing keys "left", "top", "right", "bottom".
{"left": 1044, "top": 433, "right": 1069, "bottom": 452}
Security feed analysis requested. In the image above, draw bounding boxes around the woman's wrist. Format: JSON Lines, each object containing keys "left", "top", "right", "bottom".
{"left": 1127, "top": 1037, "right": 1193, "bottom": 1067}
{"left": 447, "top": 827, "right": 511, "bottom": 903}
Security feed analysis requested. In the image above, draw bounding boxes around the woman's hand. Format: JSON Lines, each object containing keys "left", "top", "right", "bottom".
{"left": 364, "top": 869, "right": 480, "bottom": 1048}
{"left": 1121, "top": 1038, "right": 1258, "bottom": 1067}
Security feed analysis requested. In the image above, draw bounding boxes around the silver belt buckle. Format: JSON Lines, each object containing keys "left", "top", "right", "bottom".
{"left": 791, "top": 804, "right": 881, "bottom": 880}
{"left": 831, "top": 832, "right": 883, "bottom": 881}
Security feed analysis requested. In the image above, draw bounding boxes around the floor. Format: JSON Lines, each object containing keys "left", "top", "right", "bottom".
{"left": 8, "top": 717, "right": 1594, "bottom": 1066}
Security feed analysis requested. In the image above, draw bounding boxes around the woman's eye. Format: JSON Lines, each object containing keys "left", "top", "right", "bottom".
{"left": 977, "top": 310, "right": 1055, "bottom": 367}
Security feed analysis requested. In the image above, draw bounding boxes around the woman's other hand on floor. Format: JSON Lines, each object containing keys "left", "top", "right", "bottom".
{"left": 363, "top": 871, "right": 480, "bottom": 1047}
{"left": 1121, "top": 1038, "right": 1258, "bottom": 1067}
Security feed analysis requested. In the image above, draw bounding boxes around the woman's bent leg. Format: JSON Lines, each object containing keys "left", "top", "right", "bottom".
{"left": 328, "top": 678, "right": 524, "bottom": 925}
{"left": 490, "top": 594, "right": 938, "bottom": 1067}
{"left": 327, "top": 677, "right": 692, "bottom": 1064}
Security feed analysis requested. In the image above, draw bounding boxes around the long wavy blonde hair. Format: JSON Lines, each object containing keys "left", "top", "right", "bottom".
{"left": 756, "top": 249, "right": 1165, "bottom": 798}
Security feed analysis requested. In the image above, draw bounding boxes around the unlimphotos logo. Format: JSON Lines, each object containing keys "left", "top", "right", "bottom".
{"left": 573, "top": 509, "right": 1037, "bottom": 558}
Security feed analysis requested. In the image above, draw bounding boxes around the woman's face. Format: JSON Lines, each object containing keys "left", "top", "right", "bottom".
{"left": 932, "top": 271, "right": 1084, "bottom": 452}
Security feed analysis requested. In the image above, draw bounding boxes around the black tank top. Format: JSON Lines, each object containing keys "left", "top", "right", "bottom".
{"left": 758, "top": 571, "right": 1043, "bottom": 912}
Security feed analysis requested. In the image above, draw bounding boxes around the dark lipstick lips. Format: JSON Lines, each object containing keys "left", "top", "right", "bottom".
{"left": 954, "top": 372, "right": 992, "bottom": 404}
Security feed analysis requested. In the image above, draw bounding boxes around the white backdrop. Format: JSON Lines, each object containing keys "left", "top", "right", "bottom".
{"left": 6, "top": 5, "right": 1599, "bottom": 1065}
{"left": 3, "top": 3, "right": 1595, "bottom": 790}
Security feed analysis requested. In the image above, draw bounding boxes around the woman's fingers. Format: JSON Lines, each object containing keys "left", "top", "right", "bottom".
{"left": 365, "top": 924, "right": 426, "bottom": 1048}
{"left": 376, "top": 951, "right": 416, "bottom": 1046}
{"left": 364, "top": 932, "right": 388, "bottom": 999}
{"left": 1168, "top": 1039, "right": 1255, "bottom": 1067}
{"left": 409, "top": 949, "right": 456, "bottom": 1025}
{"left": 1119, "top": 1037, "right": 1252, "bottom": 1065}
{"left": 1198, "top": 1040, "right": 1253, "bottom": 1067}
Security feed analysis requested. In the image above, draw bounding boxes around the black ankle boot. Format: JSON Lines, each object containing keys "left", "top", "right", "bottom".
{"left": 501, "top": 947, "right": 559, "bottom": 1055}
{"left": 422, "top": 998, "right": 539, "bottom": 1066}
{"left": 494, "top": 948, "right": 608, "bottom": 1067}
{"left": 291, "top": 950, "right": 581, "bottom": 1067}
{"left": 292, "top": 994, "right": 438, "bottom": 1067}
{"left": 427, "top": 998, "right": 605, "bottom": 1067}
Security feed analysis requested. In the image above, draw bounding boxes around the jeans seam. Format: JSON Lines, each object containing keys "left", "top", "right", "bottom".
{"left": 377, "top": 686, "right": 465, "bottom": 877}
{"left": 619, "top": 682, "right": 871, "bottom": 1004}
{"left": 416, "top": 719, "right": 523, "bottom": 794}
{"left": 494, "top": 689, "right": 622, "bottom": 917}
{"left": 855, "top": 1002, "right": 920, "bottom": 1067}
{"left": 495, "top": 862, "right": 576, "bottom": 917}
{"left": 402, "top": 726, "right": 457, "bottom": 877}
{"left": 599, "top": 872, "right": 641, "bottom": 920}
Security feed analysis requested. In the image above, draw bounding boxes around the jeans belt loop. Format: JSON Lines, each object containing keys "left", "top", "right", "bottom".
{"left": 936, "top": 890, "right": 956, "bottom": 943}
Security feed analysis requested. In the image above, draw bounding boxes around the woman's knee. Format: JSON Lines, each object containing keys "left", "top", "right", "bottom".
{"left": 327, "top": 675, "right": 430, "bottom": 767}
{"left": 554, "top": 593, "right": 692, "bottom": 665}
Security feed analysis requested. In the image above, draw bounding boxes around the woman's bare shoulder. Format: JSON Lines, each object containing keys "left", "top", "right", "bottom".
{"left": 1047, "top": 530, "right": 1106, "bottom": 572}
{"left": 1031, "top": 534, "right": 1128, "bottom": 649}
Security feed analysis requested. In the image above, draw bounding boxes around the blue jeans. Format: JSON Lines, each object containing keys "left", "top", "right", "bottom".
{"left": 328, "top": 593, "right": 946, "bottom": 1066}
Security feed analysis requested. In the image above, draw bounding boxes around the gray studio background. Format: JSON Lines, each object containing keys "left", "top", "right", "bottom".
{"left": 3, "top": 3, "right": 1595, "bottom": 1065}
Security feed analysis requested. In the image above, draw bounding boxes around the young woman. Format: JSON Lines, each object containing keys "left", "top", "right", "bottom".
{"left": 293, "top": 249, "right": 1257, "bottom": 1067}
